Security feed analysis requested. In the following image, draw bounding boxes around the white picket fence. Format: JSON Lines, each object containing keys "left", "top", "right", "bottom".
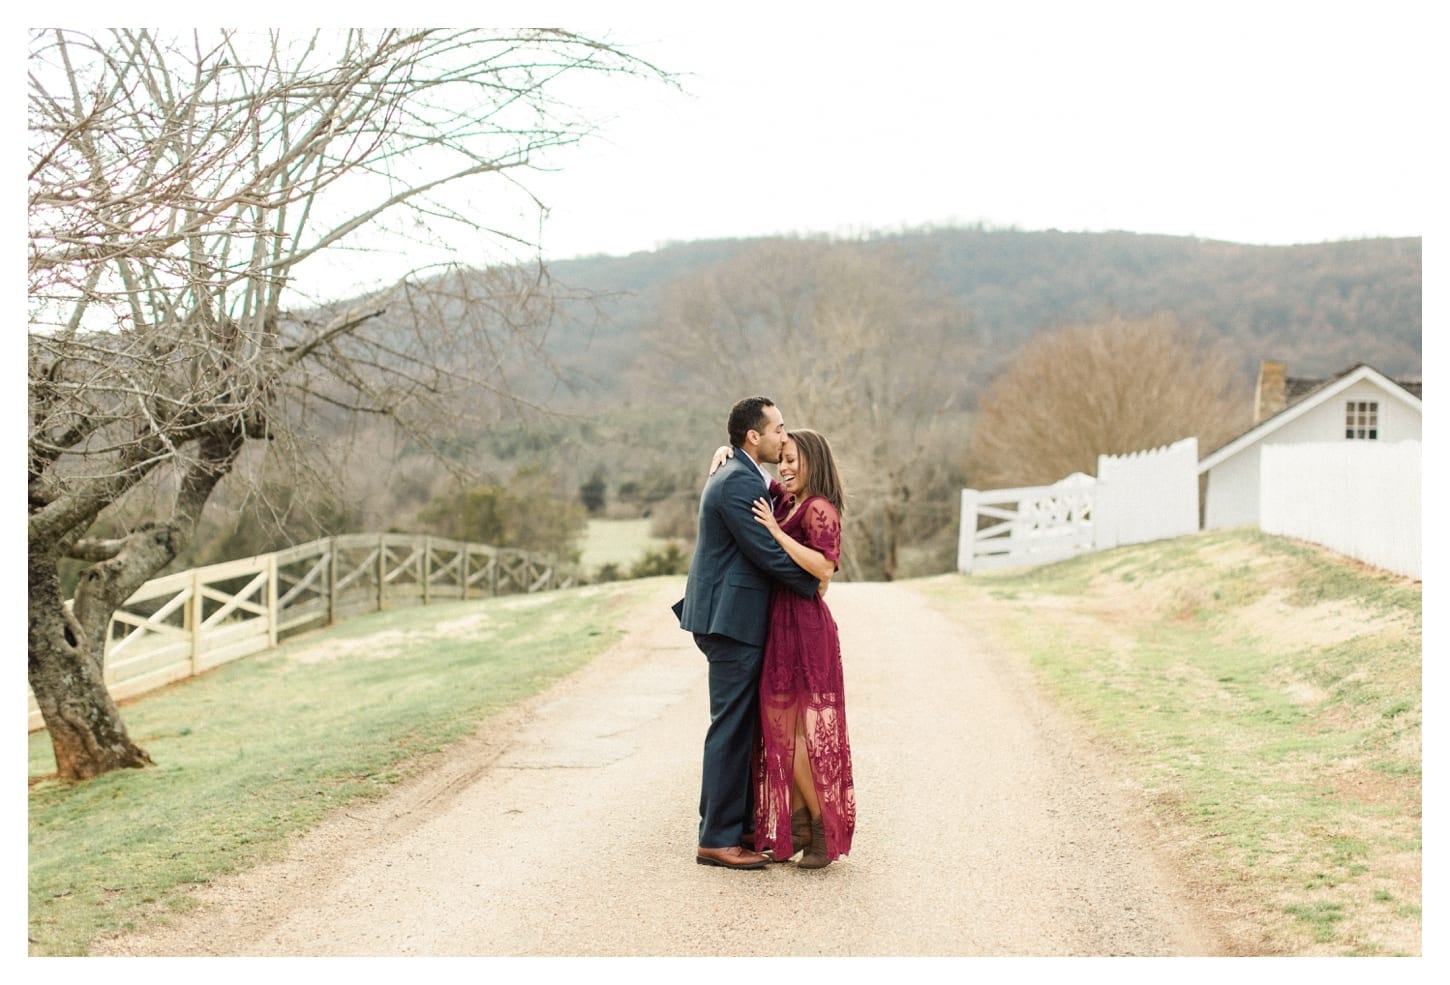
{"left": 1261, "top": 440, "right": 1421, "bottom": 579}
{"left": 958, "top": 438, "right": 1199, "bottom": 573}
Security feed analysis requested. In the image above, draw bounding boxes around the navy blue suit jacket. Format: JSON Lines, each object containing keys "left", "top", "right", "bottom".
{"left": 673, "top": 449, "right": 820, "bottom": 646}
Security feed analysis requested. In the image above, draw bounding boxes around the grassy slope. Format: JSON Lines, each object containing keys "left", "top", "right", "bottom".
{"left": 27, "top": 580, "right": 664, "bottom": 956}
{"left": 29, "top": 529, "right": 1421, "bottom": 956}
{"left": 910, "top": 527, "right": 1422, "bottom": 956}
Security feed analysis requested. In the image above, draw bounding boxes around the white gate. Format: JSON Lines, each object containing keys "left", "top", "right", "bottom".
{"left": 958, "top": 438, "right": 1199, "bottom": 573}
{"left": 958, "top": 473, "right": 1096, "bottom": 573}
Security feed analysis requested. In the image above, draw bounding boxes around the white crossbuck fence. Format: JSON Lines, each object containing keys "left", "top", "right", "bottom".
{"left": 958, "top": 438, "right": 1200, "bottom": 573}
{"left": 28, "top": 534, "right": 574, "bottom": 732}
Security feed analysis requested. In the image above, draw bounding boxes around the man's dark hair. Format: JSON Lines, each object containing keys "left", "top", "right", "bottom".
{"left": 727, "top": 396, "right": 775, "bottom": 447}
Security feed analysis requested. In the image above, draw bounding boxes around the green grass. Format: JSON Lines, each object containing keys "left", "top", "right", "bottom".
{"left": 578, "top": 518, "right": 673, "bottom": 575}
{"left": 30, "top": 526, "right": 1422, "bottom": 956}
{"left": 912, "top": 528, "right": 1422, "bottom": 956}
{"left": 1283, "top": 901, "right": 1347, "bottom": 943}
{"left": 27, "top": 580, "right": 663, "bottom": 956}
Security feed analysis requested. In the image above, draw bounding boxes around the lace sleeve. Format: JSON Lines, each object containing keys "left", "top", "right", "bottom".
{"left": 801, "top": 499, "right": 841, "bottom": 568}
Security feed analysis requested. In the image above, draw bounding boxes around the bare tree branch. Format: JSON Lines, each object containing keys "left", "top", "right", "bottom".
{"left": 632, "top": 237, "right": 978, "bottom": 579}
{"left": 27, "top": 26, "right": 673, "bottom": 780}
{"left": 968, "top": 312, "right": 1252, "bottom": 489}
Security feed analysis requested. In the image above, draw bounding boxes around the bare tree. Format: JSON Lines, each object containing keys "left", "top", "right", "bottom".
{"left": 968, "top": 312, "right": 1251, "bottom": 489}
{"left": 27, "top": 28, "right": 668, "bottom": 780}
{"left": 633, "top": 238, "right": 977, "bottom": 579}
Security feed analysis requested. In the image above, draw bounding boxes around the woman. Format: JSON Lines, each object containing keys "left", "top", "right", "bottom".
{"left": 717, "top": 429, "right": 856, "bottom": 868}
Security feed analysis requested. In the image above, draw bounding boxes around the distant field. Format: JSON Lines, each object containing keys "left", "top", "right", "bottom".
{"left": 578, "top": 518, "right": 674, "bottom": 574}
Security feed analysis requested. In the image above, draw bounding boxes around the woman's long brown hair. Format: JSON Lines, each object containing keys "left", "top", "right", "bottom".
{"left": 788, "top": 428, "right": 846, "bottom": 516}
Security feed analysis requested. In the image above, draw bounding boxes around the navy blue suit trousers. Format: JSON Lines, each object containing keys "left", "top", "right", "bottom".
{"left": 694, "top": 632, "right": 762, "bottom": 848}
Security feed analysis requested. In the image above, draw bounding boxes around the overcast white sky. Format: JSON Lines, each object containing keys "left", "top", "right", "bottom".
{"left": 19, "top": 4, "right": 1441, "bottom": 326}
{"left": 32, "top": 6, "right": 1435, "bottom": 299}
{"left": 507, "top": 0, "right": 1438, "bottom": 261}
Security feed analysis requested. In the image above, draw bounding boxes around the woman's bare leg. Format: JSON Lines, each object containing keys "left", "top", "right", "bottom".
{"left": 792, "top": 721, "right": 821, "bottom": 818}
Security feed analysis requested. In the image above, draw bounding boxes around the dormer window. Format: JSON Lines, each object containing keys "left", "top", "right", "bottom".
{"left": 1346, "top": 401, "right": 1379, "bottom": 440}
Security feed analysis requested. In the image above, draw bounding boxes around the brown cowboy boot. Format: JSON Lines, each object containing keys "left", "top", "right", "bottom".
{"left": 791, "top": 808, "right": 812, "bottom": 858}
{"left": 797, "top": 814, "right": 831, "bottom": 869}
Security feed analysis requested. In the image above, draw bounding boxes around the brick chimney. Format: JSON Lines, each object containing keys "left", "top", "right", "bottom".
{"left": 1255, "top": 361, "right": 1287, "bottom": 423}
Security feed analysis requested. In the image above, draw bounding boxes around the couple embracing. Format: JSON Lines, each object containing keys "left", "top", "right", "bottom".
{"left": 672, "top": 396, "right": 857, "bottom": 871}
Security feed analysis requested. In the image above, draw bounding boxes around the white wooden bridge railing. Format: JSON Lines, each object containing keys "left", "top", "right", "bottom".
{"left": 28, "top": 534, "right": 575, "bottom": 732}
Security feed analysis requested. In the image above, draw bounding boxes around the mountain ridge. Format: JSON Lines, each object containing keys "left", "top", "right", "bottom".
{"left": 536, "top": 226, "right": 1421, "bottom": 402}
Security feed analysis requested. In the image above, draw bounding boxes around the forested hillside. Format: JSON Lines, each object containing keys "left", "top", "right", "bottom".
{"left": 540, "top": 227, "right": 1421, "bottom": 402}
{"left": 171, "top": 226, "right": 1419, "bottom": 578}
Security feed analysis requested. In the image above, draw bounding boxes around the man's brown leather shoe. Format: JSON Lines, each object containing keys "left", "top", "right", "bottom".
{"left": 696, "top": 845, "right": 769, "bottom": 869}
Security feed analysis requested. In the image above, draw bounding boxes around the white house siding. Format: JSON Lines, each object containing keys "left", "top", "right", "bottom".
{"left": 1284, "top": 379, "right": 1421, "bottom": 443}
{"left": 1203, "top": 448, "right": 1262, "bottom": 529}
{"left": 1260, "top": 441, "right": 1420, "bottom": 579}
{"left": 1202, "top": 377, "right": 1422, "bottom": 530}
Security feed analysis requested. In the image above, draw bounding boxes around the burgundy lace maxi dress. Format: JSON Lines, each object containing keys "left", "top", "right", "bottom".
{"left": 753, "top": 495, "right": 857, "bottom": 860}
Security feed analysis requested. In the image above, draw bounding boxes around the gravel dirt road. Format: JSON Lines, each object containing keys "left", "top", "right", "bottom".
{"left": 95, "top": 579, "right": 1226, "bottom": 957}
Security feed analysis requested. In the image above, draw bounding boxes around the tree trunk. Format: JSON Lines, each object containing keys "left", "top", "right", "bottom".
{"left": 882, "top": 501, "right": 899, "bottom": 582}
{"left": 28, "top": 545, "right": 152, "bottom": 780}
{"left": 27, "top": 427, "right": 241, "bottom": 780}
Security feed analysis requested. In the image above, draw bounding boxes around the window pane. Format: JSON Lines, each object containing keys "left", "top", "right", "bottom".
{"left": 1344, "top": 401, "right": 1380, "bottom": 440}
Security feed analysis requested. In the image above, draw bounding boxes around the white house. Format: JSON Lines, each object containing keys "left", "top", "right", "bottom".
{"left": 1199, "top": 362, "right": 1422, "bottom": 530}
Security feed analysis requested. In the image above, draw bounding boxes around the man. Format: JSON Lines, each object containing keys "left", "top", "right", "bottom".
{"left": 673, "top": 396, "right": 822, "bottom": 869}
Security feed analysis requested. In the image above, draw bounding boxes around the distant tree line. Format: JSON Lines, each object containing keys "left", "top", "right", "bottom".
{"left": 540, "top": 227, "right": 1421, "bottom": 399}
{"left": 166, "top": 228, "right": 1419, "bottom": 590}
